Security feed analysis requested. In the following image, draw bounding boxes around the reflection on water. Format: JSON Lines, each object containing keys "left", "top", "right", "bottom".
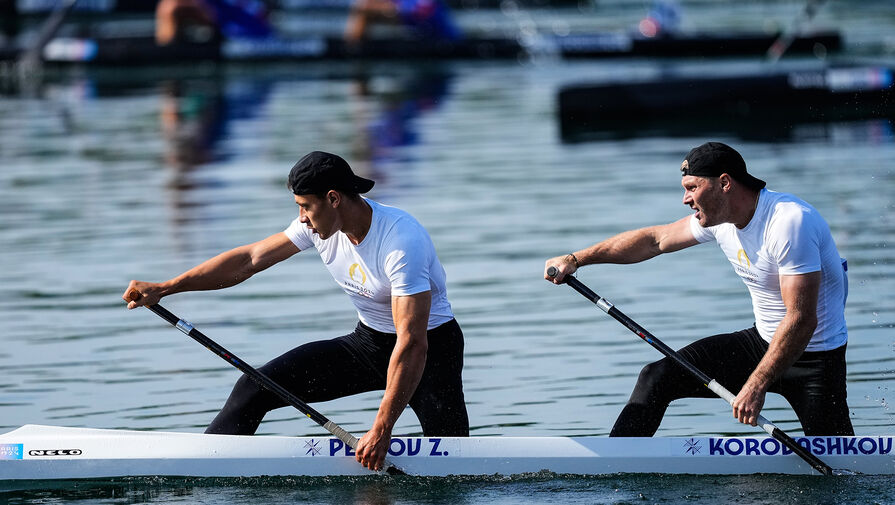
{"left": 351, "top": 72, "right": 454, "bottom": 169}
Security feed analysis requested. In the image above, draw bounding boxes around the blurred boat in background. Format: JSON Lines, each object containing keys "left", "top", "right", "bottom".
{"left": 0, "top": 29, "right": 841, "bottom": 64}
{"left": 558, "top": 64, "right": 895, "bottom": 142}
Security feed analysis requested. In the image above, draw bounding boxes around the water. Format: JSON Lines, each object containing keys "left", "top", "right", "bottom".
{"left": 5, "top": 474, "right": 895, "bottom": 504}
{"left": 2, "top": 0, "right": 895, "bottom": 503}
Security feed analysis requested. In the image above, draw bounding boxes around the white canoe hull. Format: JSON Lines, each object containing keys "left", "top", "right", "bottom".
{"left": 1, "top": 425, "right": 892, "bottom": 479}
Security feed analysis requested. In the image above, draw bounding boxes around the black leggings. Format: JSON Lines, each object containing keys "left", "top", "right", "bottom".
{"left": 610, "top": 326, "right": 854, "bottom": 437}
{"left": 205, "top": 319, "right": 469, "bottom": 436}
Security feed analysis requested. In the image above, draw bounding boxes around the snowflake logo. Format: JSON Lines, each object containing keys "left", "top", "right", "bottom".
{"left": 305, "top": 439, "right": 322, "bottom": 456}
{"left": 683, "top": 438, "right": 702, "bottom": 455}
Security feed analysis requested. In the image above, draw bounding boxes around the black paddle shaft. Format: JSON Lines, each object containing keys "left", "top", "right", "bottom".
{"left": 145, "top": 303, "right": 406, "bottom": 476}
{"left": 548, "top": 267, "right": 833, "bottom": 476}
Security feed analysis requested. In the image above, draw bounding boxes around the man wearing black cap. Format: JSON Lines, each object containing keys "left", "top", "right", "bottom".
{"left": 544, "top": 142, "right": 853, "bottom": 437}
{"left": 124, "top": 151, "right": 468, "bottom": 471}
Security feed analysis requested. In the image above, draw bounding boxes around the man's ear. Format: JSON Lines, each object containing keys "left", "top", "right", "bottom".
{"left": 719, "top": 173, "right": 733, "bottom": 192}
{"left": 327, "top": 190, "right": 341, "bottom": 207}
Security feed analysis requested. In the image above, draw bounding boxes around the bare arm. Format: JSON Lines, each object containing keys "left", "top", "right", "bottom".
{"left": 732, "top": 271, "right": 820, "bottom": 426}
{"left": 123, "top": 232, "right": 300, "bottom": 308}
{"left": 545, "top": 215, "right": 698, "bottom": 282}
{"left": 355, "top": 291, "right": 431, "bottom": 471}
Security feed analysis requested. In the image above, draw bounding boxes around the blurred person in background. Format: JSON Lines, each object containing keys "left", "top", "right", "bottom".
{"left": 156, "top": 0, "right": 273, "bottom": 45}
{"left": 345, "top": 0, "right": 461, "bottom": 43}
{"left": 638, "top": 0, "right": 681, "bottom": 38}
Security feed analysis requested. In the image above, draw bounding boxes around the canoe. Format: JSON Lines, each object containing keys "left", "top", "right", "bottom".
{"left": 558, "top": 65, "right": 895, "bottom": 142}
{"left": 556, "top": 30, "right": 840, "bottom": 58}
{"left": 30, "top": 35, "right": 523, "bottom": 64}
{"left": 1, "top": 425, "right": 892, "bottom": 479}
{"left": 0, "top": 30, "right": 841, "bottom": 65}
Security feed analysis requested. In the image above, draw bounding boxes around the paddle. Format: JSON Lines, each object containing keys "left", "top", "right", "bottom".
{"left": 143, "top": 303, "right": 406, "bottom": 476}
{"left": 18, "top": 0, "right": 79, "bottom": 73}
{"left": 547, "top": 267, "right": 834, "bottom": 476}
{"left": 766, "top": 0, "right": 827, "bottom": 63}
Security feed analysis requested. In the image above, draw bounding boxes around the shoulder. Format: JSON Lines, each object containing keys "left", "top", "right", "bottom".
{"left": 370, "top": 200, "right": 429, "bottom": 236}
{"left": 762, "top": 191, "right": 829, "bottom": 252}
{"left": 284, "top": 215, "right": 316, "bottom": 249}
{"left": 765, "top": 191, "right": 819, "bottom": 229}
{"left": 763, "top": 190, "right": 811, "bottom": 213}
{"left": 687, "top": 214, "right": 718, "bottom": 242}
{"left": 368, "top": 201, "right": 435, "bottom": 262}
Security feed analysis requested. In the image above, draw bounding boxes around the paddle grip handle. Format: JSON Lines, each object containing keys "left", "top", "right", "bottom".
{"left": 324, "top": 421, "right": 359, "bottom": 450}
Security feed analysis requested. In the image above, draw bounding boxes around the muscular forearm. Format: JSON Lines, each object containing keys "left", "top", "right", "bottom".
{"left": 354, "top": 289, "right": 429, "bottom": 471}
{"left": 575, "top": 217, "right": 697, "bottom": 267}
{"left": 161, "top": 233, "right": 299, "bottom": 297}
{"left": 124, "top": 248, "right": 256, "bottom": 308}
{"left": 162, "top": 246, "right": 260, "bottom": 296}
{"left": 576, "top": 227, "right": 665, "bottom": 266}
{"left": 373, "top": 338, "right": 427, "bottom": 432}
{"left": 746, "top": 312, "right": 816, "bottom": 392}
{"left": 125, "top": 232, "right": 298, "bottom": 309}
{"left": 545, "top": 217, "right": 696, "bottom": 283}
{"left": 732, "top": 272, "right": 820, "bottom": 427}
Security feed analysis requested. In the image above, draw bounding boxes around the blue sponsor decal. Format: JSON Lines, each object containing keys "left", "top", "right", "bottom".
{"left": 706, "top": 437, "right": 893, "bottom": 456}
{"left": 0, "top": 444, "right": 23, "bottom": 460}
{"left": 329, "top": 438, "right": 448, "bottom": 457}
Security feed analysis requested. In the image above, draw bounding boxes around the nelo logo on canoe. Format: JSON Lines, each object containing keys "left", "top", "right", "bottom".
{"left": 28, "top": 449, "right": 83, "bottom": 457}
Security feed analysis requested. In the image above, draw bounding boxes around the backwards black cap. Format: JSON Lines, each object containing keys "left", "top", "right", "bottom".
{"left": 288, "top": 151, "right": 375, "bottom": 195}
{"left": 681, "top": 142, "right": 766, "bottom": 191}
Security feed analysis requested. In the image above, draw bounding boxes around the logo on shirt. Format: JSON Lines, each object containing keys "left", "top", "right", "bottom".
{"left": 737, "top": 249, "right": 752, "bottom": 268}
{"left": 349, "top": 263, "right": 367, "bottom": 284}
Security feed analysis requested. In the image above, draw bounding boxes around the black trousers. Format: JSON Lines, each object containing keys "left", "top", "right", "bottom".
{"left": 206, "top": 319, "right": 469, "bottom": 436}
{"left": 610, "top": 326, "right": 854, "bottom": 437}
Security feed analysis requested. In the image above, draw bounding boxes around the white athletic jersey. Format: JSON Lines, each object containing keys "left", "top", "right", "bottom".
{"left": 284, "top": 198, "right": 454, "bottom": 333}
{"left": 689, "top": 189, "right": 848, "bottom": 351}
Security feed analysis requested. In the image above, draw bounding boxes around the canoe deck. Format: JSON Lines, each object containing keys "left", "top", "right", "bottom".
{"left": 1, "top": 425, "right": 892, "bottom": 479}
